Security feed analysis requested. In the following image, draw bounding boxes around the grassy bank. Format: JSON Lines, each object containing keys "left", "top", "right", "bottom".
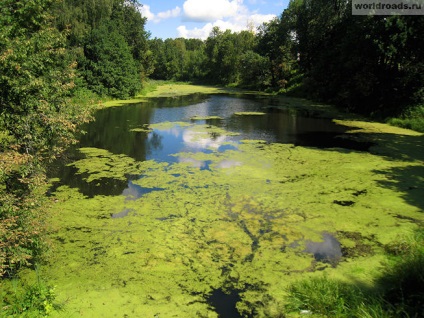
{"left": 101, "top": 80, "right": 247, "bottom": 108}
{"left": 387, "top": 105, "right": 424, "bottom": 133}
{"left": 283, "top": 228, "right": 424, "bottom": 317}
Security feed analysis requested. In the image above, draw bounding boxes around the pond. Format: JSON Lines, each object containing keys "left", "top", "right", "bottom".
{"left": 45, "top": 94, "right": 422, "bottom": 317}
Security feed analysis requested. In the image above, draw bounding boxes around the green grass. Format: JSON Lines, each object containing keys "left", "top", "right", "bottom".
{"left": 379, "top": 229, "right": 424, "bottom": 317}
{"left": 138, "top": 79, "right": 164, "bottom": 96}
{"left": 1, "top": 269, "right": 61, "bottom": 317}
{"left": 284, "top": 276, "right": 366, "bottom": 316}
{"left": 387, "top": 105, "right": 424, "bottom": 133}
{"left": 283, "top": 228, "right": 424, "bottom": 317}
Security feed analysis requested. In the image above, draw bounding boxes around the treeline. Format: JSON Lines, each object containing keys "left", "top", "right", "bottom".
{"left": 149, "top": 0, "right": 423, "bottom": 116}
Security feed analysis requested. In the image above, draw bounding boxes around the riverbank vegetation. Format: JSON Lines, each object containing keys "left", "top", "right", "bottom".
{"left": 1, "top": 0, "right": 150, "bottom": 277}
{"left": 1, "top": 0, "right": 423, "bottom": 316}
{"left": 284, "top": 228, "right": 424, "bottom": 317}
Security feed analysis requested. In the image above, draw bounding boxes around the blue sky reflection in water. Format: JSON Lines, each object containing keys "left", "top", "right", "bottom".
{"left": 56, "top": 94, "right": 370, "bottom": 198}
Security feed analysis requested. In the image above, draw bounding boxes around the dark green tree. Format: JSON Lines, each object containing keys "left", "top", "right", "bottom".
{"left": 149, "top": 38, "right": 168, "bottom": 80}
{"left": 204, "top": 27, "right": 258, "bottom": 85}
{"left": 239, "top": 50, "right": 271, "bottom": 89}
{"left": 148, "top": 37, "right": 206, "bottom": 82}
{"left": 81, "top": 22, "right": 141, "bottom": 98}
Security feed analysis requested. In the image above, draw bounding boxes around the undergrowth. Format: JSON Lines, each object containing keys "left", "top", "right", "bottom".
{"left": 1, "top": 268, "right": 61, "bottom": 317}
{"left": 387, "top": 105, "right": 424, "bottom": 133}
{"left": 283, "top": 228, "right": 424, "bottom": 317}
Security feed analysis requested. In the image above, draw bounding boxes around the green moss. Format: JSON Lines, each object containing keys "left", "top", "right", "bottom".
{"left": 67, "top": 147, "right": 166, "bottom": 183}
{"left": 129, "top": 127, "right": 152, "bottom": 133}
{"left": 148, "top": 121, "right": 192, "bottom": 130}
{"left": 234, "top": 112, "right": 266, "bottom": 116}
{"left": 190, "top": 115, "right": 223, "bottom": 120}
{"left": 38, "top": 118, "right": 424, "bottom": 317}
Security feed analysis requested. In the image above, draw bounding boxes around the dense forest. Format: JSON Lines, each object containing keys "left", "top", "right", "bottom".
{"left": 148, "top": 2, "right": 423, "bottom": 117}
{"left": 0, "top": 0, "right": 423, "bottom": 312}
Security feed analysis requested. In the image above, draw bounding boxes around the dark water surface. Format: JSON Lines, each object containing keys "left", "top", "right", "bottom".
{"left": 81, "top": 94, "right": 367, "bottom": 160}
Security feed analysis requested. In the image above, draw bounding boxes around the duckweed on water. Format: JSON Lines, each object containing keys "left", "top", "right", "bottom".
{"left": 67, "top": 148, "right": 166, "bottom": 183}
{"left": 190, "top": 116, "right": 223, "bottom": 121}
{"left": 233, "top": 112, "right": 266, "bottom": 116}
{"left": 42, "top": 121, "right": 423, "bottom": 317}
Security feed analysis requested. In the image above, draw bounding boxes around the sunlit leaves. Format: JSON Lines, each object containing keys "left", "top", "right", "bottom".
{"left": 0, "top": 0, "right": 91, "bottom": 276}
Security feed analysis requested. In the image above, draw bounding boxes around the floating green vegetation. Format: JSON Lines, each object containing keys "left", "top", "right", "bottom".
{"left": 67, "top": 147, "right": 166, "bottom": 182}
{"left": 233, "top": 111, "right": 266, "bottom": 116}
{"left": 41, "top": 119, "right": 424, "bottom": 317}
{"left": 148, "top": 121, "right": 192, "bottom": 130}
{"left": 190, "top": 115, "right": 223, "bottom": 121}
{"left": 129, "top": 125, "right": 152, "bottom": 133}
{"left": 188, "top": 123, "right": 240, "bottom": 137}
{"left": 240, "top": 139, "right": 267, "bottom": 144}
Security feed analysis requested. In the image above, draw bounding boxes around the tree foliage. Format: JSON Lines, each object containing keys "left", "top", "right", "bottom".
{"left": 279, "top": 0, "right": 424, "bottom": 114}
{"left": 149, "top": 37, "right": 206, "bottom": 82}
{"left": 80, "top": 22, "right": 141, "bottom": 98}
{"left": 53, "top": 0, "right": 151, "bottom": 98}
{"left": 0, "top": 0, "right": 91, "bottom": 276}
{"left": 147, "top": 0, "right": 422, "bottom": 115}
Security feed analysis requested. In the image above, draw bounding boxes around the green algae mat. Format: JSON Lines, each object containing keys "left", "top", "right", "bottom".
{"left": 43, "top": 97, "right": 423, "bottom": 317}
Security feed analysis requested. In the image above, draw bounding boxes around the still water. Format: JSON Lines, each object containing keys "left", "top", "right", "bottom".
{"left": 80, "top": 94, "right": 365, "bottom": 161}
{"left": 54, "top": 94, "right": 369, "bottom": 198}
{"left": 47, "top": 94, "right": 387, "bottom": 317}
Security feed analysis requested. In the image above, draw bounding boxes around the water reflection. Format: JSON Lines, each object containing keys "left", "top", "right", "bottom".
{"left": 122, "top": 181, "right": 164, "bottom": 201}
{"left": 305, "top": 233, "right": 342, "bottom": 265}
{"left": 50, "top": 94, "right": 372, "bottom": 197}
{"left": 182, "top": 128, "right": 228, "bottom": 150}
{"left": 111, "top": 208, "right": 133, "bottom": 219}
{"left": 145, "top": 125, "right": 226, "bottom": 163}
{"left": 178, "top": 157, "right": 212, "bottom": 170}
{"left": 215, "top": 159, "right": 242, "bottom": 169}
{"left": 78, "top": 94, "right": 370, "bottom": 164}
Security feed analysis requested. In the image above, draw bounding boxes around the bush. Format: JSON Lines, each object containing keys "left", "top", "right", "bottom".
{"left": 387, "top": 105, "right": 424, "bottom": 133}
{"left": 1, "top": 274, "right": 59, "bottom": 317}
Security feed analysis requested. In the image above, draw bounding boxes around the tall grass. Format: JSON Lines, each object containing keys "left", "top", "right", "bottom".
{"left": 379, "top": 229, "right": 424, "bottom": 317}
{"left": 387, "top": 105, "right": 424, "bottom": 133}
{"left": 138, "top": 79, "right": 165, "bottom": 96}
{"left": 283, "top": 228, "right": 424, "bottom": 317}
{"left": 1, "top": 267, "right": 61, "bottom": 317}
